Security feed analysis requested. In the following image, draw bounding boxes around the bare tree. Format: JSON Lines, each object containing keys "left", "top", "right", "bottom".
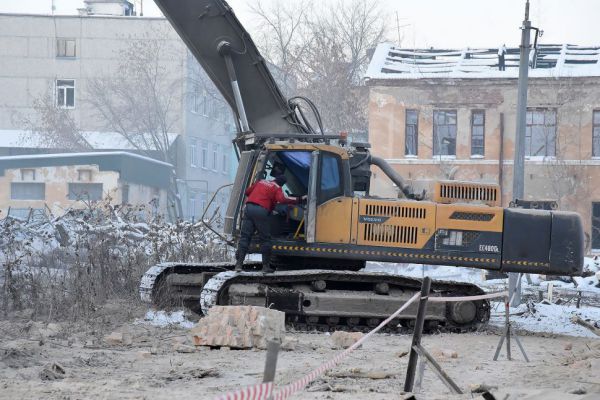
{"left": 86, "top": 28, "right": 181, "bottom": 164}
{"left": 248, "top": 0, "right": 311, "bottom": 96}
{"left": 19, "top": 92, "right": 92, "bottom": 151}
{"left": 250, "top": 0, "right": 388, "bottom": 134}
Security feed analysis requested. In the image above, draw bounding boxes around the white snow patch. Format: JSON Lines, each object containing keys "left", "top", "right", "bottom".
{"left": 137, "top": 309, "right": 195, "bottom": 329}
{"left": 490, "top": 302, "right": 600, "bottom": 338}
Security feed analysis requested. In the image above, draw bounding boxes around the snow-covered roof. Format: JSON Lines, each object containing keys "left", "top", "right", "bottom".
{"left": 365, "top": 43, "right": 600, "bottom": 81}
{"left": 0, "top": 130, "right": 179, "bottom": 150}
{"left": 0, "top": 151, "right": 172, "bottom": 168}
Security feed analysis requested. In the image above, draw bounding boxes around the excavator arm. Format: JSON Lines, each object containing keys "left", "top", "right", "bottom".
{"left": 154, "top": 0, "right": 303, "bottom": 139}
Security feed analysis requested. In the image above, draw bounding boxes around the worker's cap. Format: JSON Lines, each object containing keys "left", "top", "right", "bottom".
{"left": 274, "top": 175, "right": 287, "bottom": 186}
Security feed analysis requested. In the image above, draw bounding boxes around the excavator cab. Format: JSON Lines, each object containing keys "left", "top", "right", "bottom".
{"left": 225, "top": 144, "right": 355, "bottom": 252}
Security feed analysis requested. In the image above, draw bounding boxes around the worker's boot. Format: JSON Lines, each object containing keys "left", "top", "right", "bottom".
{"left": 234, "top": 260, "right": 243, "bottom": 272}
{"left": 234, "top": 252, "right": 244, "bottom": 272}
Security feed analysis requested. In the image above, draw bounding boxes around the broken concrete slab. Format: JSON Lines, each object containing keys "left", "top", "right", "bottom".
{"left": 103, "top": 331, "right": 133, "bottom": 346}
{"left": 190, "top": 305, "right": 285, "bottom": 349}
{"left": 331, "top": 331, "right": 364, "bottom": 349}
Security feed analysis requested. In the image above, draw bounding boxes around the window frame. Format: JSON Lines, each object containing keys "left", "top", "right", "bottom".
{"left": 525, "top": 108, "right": 557, "bottom": 158}
{"left": 201, "top": 141, "right": 208, "bottom": 169}
{"left": 405, "top": 109, "right": 418, "bottom": 156}
{"left": 432, "top": 110, "right": 457, "bottom": 156}
{"left": 56, "top": 38, "right": 76, "bottom": 58}
{"left": 188, "top": 191, "right": 197, "bottom": 219}
{"left": 592, "top": 202, "right": 600, "bottom": 251}
{"left": 212, "top": 143, "right": 219, "bottom": 171}
{"left": 78, "top": 169, "right": 92, "bottom": 182}
{"left": 67, "top": 182, "right": 103, "bottom": 201}
{"left": 317, "top": 152, "right": 344, "bottom": 205}
{"left": 10, "top": 182, "right": 45, "bottom": 200}
{"left": 200, "top": 192, "right": 207, "bottom": 214}
{"left": 593, "top": 110, "right": 600, "bottom": 158}
{"left": 189, "top": 138, "right": 198, "bottom": 168}
{"left": 20, "top": 168, "right": 36, "bottom": 181}
{"left": 56, "top": 79, "right": 75, "bottom": 109}
{"left": 222, "top": 148, "right": 228, "bottom": 174}
{"left": 470, "top": 110, "right": 485, "bottom": 157}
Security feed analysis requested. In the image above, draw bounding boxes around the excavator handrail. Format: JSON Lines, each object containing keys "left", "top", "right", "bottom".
{"left": 197, "top": 183, "right": 235, "bottom": 245}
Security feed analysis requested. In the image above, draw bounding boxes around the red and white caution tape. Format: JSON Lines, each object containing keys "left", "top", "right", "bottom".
{"left": 213, "top": 288, "right": 506, "bottom": 400}
{"left": 213, "top": 382, "right": 273, "bottom": 400}
{"left": 428, "top": 290, "right": 508, "bottom": 302}
{"left": 271, "top": 292, "right": 421, "bottom": 400}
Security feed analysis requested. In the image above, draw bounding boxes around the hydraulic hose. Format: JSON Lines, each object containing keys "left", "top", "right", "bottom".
{"left": 368, "top": 155, "right": 418, "bottom": 199}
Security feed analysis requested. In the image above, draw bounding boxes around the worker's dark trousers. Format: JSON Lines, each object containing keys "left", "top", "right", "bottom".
{"left": 236, "top": 203, "right": 272, "bottom": 269}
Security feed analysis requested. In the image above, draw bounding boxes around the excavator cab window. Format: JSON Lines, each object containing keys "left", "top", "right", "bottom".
{"left": 261, "top": 151, "right": 311, "bottom": 198}
{"left": 318, "top": 152, "right": 343, "bottom": 204}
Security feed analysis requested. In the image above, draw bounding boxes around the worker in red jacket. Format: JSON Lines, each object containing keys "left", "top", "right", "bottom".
{"left": 235, "top": 175, "right": 301, "bottom": 273}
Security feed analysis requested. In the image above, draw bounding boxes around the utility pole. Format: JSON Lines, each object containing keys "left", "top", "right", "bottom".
{"left": 509, "top": 0, "right": 532, "bottom": 307}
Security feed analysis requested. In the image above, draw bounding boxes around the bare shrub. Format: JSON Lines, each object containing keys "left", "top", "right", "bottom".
{"left": 0, "top": 201, "right": 229, "bottom": 321}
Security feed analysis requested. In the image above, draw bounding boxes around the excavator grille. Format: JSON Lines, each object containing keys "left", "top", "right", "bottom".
{"left": 357, "top": 200, "right": 435, "bottom": 248}
{"left": 364, "top": 204, "right": 427, "bottom": 219}
{"left": 434, "top": 181, "right": 500, "bottom": 207}
{"left": 363, "top": 224, "right": 418, "bottom": 245}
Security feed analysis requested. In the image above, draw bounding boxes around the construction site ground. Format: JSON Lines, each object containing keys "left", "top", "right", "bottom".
{"left": 1, "top": 301, "right": 599, "bottom": 400}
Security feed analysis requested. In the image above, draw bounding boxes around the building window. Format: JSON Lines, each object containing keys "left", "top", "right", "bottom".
{"left": 20, "top": 169, "right": 36, "bottom": 181}
{"left": 188, "top": 191, "right": 197, "bottom": 219}
{"left": 78, "top": 169, "right": 92, "bottom": 181}
{"left": 433, "top": 110, "right": 457, "bottom": 156}
{"left": 191, "top": 90, "right": 204, "bottom": 114}
{"left": 593, "top": 110, "right": 600, "bottom": 157}
{"left": 593, "top": 202, "right": 600, "bottom": 250}
{"left": 200, "top": 192, "right": 207, "bottom": 214}
{"left": 222, "top": 149, "right": 228, "bottom": 174}
{"left": 11, "top": 182, "right": 45, "bottom": 200}
{"left": 201, "top": 141, "right": 208, "bottom": 169}
{"left": 56, "top": 79, "right": 75, "bottom": 109}
{"left": 56, "top": 38, "right": 76, "bottom": 58}
{"left": 471, "top": 110, "right": 485, "bottom": 157}
{"left": 405, "top": 110, "right": 418, "bottom": 156}
{"left": 68, "top": 183, "right": 103, "bottom": 201}
{"left": 212, "top": 144, "right": 219, "bottom": 171}
{"left": 526, "top": 109, "right": 556, "bottom": 157}
{"left": 189, "top": 138, "right": 198, "bottom": 167}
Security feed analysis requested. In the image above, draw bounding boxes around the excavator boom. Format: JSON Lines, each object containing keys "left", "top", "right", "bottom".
{"left": 154, "top": 0, "right": 301, "bottom": 135}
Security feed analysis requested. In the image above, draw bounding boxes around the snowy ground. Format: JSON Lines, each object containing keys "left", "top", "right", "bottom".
{"left": 367, "top": 258, "right": 600, "bottom": 338}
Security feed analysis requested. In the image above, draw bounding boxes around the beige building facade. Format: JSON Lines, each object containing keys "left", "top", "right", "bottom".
{"left": 0, "top": 152, "right": 172, "bottom": 220}
{"left": 365, "top": 44, "right": 600, "bottom": 252}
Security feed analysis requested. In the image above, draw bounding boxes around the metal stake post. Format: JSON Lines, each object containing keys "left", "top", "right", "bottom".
{"left": 493, "top": 296, "right": 529, "bottom": 362}
{"left": 404, "top": 277, "right": 431, "bottom": 393}
{"left": 263, "top": 340, "right": 280, "bottom": 384}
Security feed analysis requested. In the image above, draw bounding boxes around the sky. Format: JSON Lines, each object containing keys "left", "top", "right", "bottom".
{"left": 0, "top": 0, "right": 599, "bottom": 48}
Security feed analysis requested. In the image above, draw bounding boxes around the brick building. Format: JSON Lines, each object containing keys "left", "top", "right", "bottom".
{"left": 365, "top": 44, "right": 600, "bottom": 252}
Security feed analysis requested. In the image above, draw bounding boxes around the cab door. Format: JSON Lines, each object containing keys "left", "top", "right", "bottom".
{"left": 311, "top": 151, "right": 353, "bottom": 244}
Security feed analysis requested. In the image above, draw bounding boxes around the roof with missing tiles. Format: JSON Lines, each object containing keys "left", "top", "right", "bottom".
{"left": 365, "top": 43, "right": 600, "bottom": 81}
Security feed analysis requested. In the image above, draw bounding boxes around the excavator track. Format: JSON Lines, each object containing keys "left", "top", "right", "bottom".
{"left": 141, "top": 262, "right": 490, "bottom": 332}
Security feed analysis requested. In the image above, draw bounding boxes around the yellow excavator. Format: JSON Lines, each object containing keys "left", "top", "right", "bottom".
{"left": 140, "top": 0, "right": 584, "bottom": 331}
